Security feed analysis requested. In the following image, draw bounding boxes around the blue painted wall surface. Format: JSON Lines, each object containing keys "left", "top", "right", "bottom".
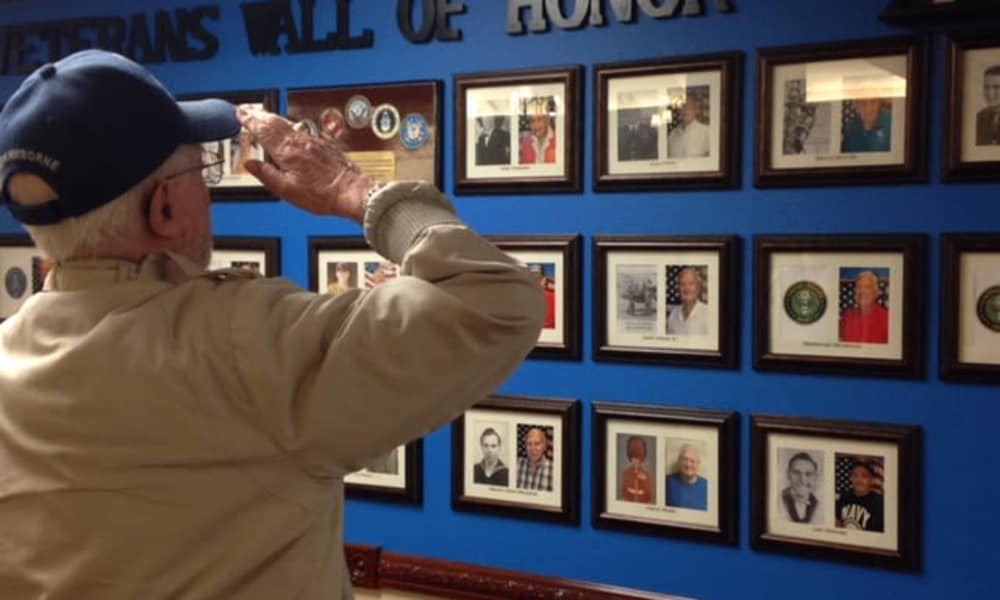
{"left": 1, "top": 1, "right": 997, "bottom": 599}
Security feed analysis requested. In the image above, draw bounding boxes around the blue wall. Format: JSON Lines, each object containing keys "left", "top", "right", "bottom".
{"left": 1, "top": 1, "right": 997, "bottom": 599}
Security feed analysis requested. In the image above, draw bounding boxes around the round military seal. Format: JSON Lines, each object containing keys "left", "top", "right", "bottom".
{"left": 976, "top": 285, "right": 1000, "bottom": 332}
{"left": 345, "top": 95, "right": 372, "bottom": 129}
{"left": 399, "top": 113, "right": 430, "bottom": 150}
{"left": 783, "top": 280, "right": 827, "bottom": 324}
{"left": 4, "top": 266, "right": 28, "bottom": 299}
{"left": 371, "top": 104, "right": 400, "bottom": 140}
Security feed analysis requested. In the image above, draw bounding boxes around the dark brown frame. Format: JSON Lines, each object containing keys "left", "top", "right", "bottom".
{"left": 751, "top": 414, "right": 922, "bottom": 572}
{"left": 594, "top": 52, "right": 743, "bottom": 191}
{"left": 940, "top": 233, "right": 1000, "bottom": 384}
{"left": 176, "top": 89, "right": 279, "bottom": 200}
{"left": 345, "top": 439, "right": 424, "bottom": 505}
{"left": 753, "top": 234, "right": 927, "bottom": 379}
{"left": 488, "top": 235, "right": 582, "bottom": 360}
{"left": 593, "top": 235, "right": 741, "bottom": 369}
{"left": 286, "top": 80, "right": 443, "bottom": 188}
{"left": 212, "top": 236, "right": 281, "bottom": 277}
{"left": 452, "top": 395, "right": 581, "bottom": 524}
{"left": 755, "top": 36, "right": 928, "bottom": 187}
{"left": 0, "top": 234, "right": 37, "bottom": 322}
{"left": 944, "top": 34, "right": 1000, "bottom": 182}
{"left": 454, "top": 66, "right": 583, "bottom": 195}
{"left": 592, "top": 402, "right": 739, "bottom": 545}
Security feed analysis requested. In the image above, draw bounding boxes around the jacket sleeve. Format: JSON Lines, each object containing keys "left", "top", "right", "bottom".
{"left": 228, "top": 182, "right": 547, "bottom": 478}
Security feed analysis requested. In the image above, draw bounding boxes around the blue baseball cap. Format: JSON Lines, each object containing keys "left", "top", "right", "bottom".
{"left": 0, "top": 49, "right": 240, "bottom": 225}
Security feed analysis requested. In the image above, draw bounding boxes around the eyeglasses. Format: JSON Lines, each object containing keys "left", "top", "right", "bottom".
{"left": 162, "top": 148, "right": 225, "bottom": 185}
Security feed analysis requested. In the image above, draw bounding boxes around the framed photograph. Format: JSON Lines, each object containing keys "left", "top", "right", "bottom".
{"left": 594, "top": 52, "right": 742, "bottom": 191}
{"left": 751, "top": 414, "right": 922, "bottom": 571}
{"left": 177, "top": 89, "right": 278, "bottom": 199}
{"left": 210, "top": 236, "right": 281, "bottom": 277}
{"left": 452, "top": 395, "right": 581, "bottom": 524}
{"left": 944, "top": 34, "right": 1000, "bottom": 182}
{"left": 308, "top": 237, "right": 399, "bottom": 297}
{"left": 756, "top": 36, "right": 927, "bottom": 187}
{"left": 592, "top": 402, "right": 738, "bottom": 545}
{"left": 344, "top": 440, "right": 423, "bottom": 504}
{"left": 488, "top": 235, "right": 582, "bottom": 360}
{"left": 454, "top": 66, "right": 582, "bottom": 195}
{"left": 593, "top": 236, "right": 741, "bottom": 369}
{"left": 0, "top": 235, "right": 50, "bottom": 322}
{"left": 753, "top": 235, "right": 927, "bottom": 379}
{"left": 288, "top": 80, "right": 442, "bottom": 187}
{"left": 940, "top": 234, "right": 1000, "bottom": 383}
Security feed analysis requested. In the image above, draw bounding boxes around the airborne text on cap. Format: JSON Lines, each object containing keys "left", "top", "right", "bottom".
{"left": 0, "top": 149, "right": 62, "bottom": 172}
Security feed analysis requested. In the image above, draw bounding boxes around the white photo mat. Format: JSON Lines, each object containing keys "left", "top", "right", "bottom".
{"left": 769, "top": 251, "right": 905, "bottom": 360}
{"left": 766, "top": 432, "right": 899, "bottom": 553}
{"left": 958, "top": 251, "right": 1000, "bottom": 365}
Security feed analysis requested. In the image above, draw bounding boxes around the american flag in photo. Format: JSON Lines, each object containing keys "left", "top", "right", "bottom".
{"left": 839, "top": 267, "right": 890, "bottom": 313}
{"left": 364, "top": 261, "right": 399, "bottom": 289}
{"left": 835, "top": 453, "right": 884, "bottom": 499}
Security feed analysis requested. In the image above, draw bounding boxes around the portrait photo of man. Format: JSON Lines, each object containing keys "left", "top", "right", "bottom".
{"left": 778, "top": 449, "right": 822, "bottom": 524}
{"left": 527, "top": 263, "right": 557, "bottom": 330}
{"left": 665, "top": 442, "right": 708, "bottom": 510}
{"left": 326, "top": 262, "right": 357, "bottom": 296}
{"left": 975, "top": 64, "right": 1000, "bottom": 146}
{"left": 473, "top": 426, "right": 509, "bottom": 486}
{"left": 667, "top": 88, "right": 710, "bottom": 159}
{"left": 835, "top": 455, "right": 885, "bottom": 532}
{"left": 519, "top": 96, "right": 557, "bottom": 165}
{"left": 666, "top": 265, "right": 709, "bottom": 336}
{"left": 516, "top": 425, "right": 553, "bottom": 491}
{"left": 617, "top": 106, "right": 658, "bottom": 162}
{"left": 839, "top": 268, "right": 890, "bottom": 344}
{"left": 475, "top": 115, "right": 511, "bottom": 166}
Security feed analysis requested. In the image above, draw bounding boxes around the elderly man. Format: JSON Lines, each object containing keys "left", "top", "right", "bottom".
{"left": 667, "top": 98, "right": 710, "bottom": 158}
{"left": 516, "top": 427, "right": 553, "bottom": 491}
{"left": 520, "top": 97, "right": 557, "bottom": 164}
{"left": 665, "top": 444, "right": 708, "bottom": 510}
{"left": 0, "top": 49, "right": 545, "bottom": 599}
{"left": 836, "top": 460, "right": 885, "bottom": 532}
{"left": 976, "top": 65, "right": 1000, "bottom": 146}
{"left": 839, "top": 270, "right": 889, "bottom": 344}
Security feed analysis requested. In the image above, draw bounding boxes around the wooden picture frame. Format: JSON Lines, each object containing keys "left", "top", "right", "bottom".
{"left": 592, "top": 402, "right": 739, "bottom": 545}
{"left": 488, "top": 235, "right": 582, "bottom": 360}
{"left": 287, "top": 80, "right": 442, "bottom": 188}
{"left": 345, "top": 439, "right": 423, "bottom": 505}
{"left": 452, "top": 395, "right": 581, "bottom": 524}
{"left": 751, "top": 414, "right": 922, "bottom": 572}
{"left": 593, "top": 236, "right": 741, "bottom": 369}
{"left": 176, "top": 89, "right": 279, "bottom": 200}
{"left": 210, "top": 236, "right": 281, "bottom": 277}
{"left": 594, "top": 52, "right": 743, "bottom": 191}
{"left": 753, "top": 234, "right": 927, "bottom": 379}
{"left": 940, "top": 233, "right": 1000, "bottom": 383}
{"left": 755, "top": 36, "right": 927, "bottom": 187}
{"left": 944, "top": 34, "right": 1000, "bottom": 182}
{"left": 454, "top": 66, "right": 583, "bottom": 195}
{"left": 0, "top": 234, "right": 47, "bottom": 322}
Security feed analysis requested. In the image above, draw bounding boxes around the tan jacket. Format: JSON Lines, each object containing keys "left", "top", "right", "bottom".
{"left": 0, "top": 182, "right": 546, "bottom": 599}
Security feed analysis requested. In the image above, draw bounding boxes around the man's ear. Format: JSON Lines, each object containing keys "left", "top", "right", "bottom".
{"left": 147, "top": 180, "right": 181, "bottom": 240}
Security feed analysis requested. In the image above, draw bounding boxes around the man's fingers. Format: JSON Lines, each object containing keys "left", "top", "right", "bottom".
{"left": 238, "top": 104, "right": 295, "bottom": 152}
{"left": 243, "top": 160, "right": 293, "bottom": 197}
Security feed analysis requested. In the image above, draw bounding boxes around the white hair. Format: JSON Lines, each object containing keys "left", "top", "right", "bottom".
{"left": 14, "top": 145, "right": 199, "bottom": 261}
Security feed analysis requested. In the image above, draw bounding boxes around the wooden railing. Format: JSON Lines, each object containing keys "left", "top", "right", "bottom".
{"left": 346, "top": 544, "right": 689, "bottom": 600}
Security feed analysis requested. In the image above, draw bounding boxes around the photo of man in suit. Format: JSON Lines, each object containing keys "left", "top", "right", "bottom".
{"left": 475, "top": 115, "right": 511, "bottom": 165}
{"left": 617, "top": 107, "right": 658, "bottom": 161}
{"left": 976, "top": 64, "right": 1000, "bottom": 146}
